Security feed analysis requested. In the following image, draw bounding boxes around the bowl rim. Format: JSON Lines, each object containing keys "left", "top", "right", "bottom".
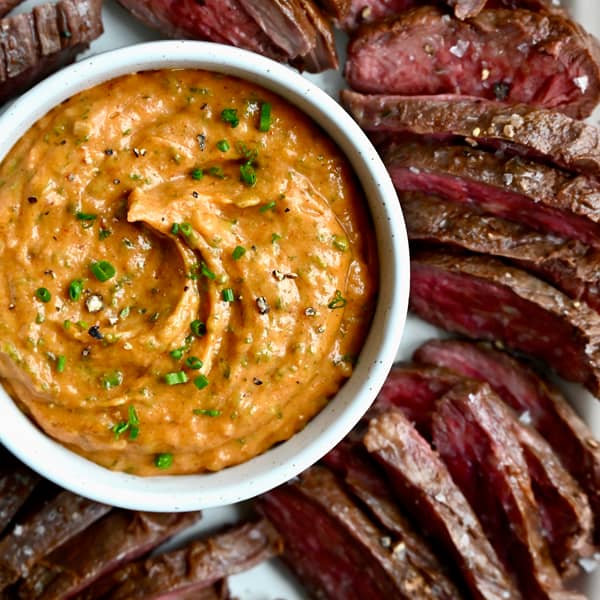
{"left": 0, "top": 40, "right": 409, "bottom": 511}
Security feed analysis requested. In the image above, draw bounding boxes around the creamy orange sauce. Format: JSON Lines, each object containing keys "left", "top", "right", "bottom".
{"left": 0, "top": 70, "right": 377, "bottom": 475}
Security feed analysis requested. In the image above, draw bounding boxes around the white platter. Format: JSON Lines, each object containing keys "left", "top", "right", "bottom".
{"left": 5, "top": 0, "right": 600, "bottom": 597}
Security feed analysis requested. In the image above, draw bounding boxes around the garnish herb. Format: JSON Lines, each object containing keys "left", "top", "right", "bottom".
{"left": 179, "top": 222, "right": 193, "bottom": 237}
{"left": 193, "top": 408, "right": 221, "bottom": 417}
{"left": 90, "top": 260, "right": 116, "bottom": 282}
{"left": 232, "top": 245, "right": 246, "bottom": 260}
{"left": 164, "top": 371, "right": 188, "bottom": 385}
{"left": 222, "top": 288, "right": 235, "bottom": 302}
{"left": 113, "top": 405, "right": 140, "bottom": 440}
{"left": 332, "top": 235, "right": 349, "bottom": 252}
{"left": 190, "top": 320, "right": 206, "bottom": 337}
{"left": 259, "top": 201, "right": 276, "bottom": 213}
{"left": 99, "top": 228, "right": 112, "bottom": 240}
{"left": 194, "top": 374, "right": 209, "bottom": 390}
{"left": 259, "top": 102, "right": 272, "bottom": 132}
{"left": 76, "top": 212, "right": 97, "bottom": 222}
{"left": 216, "top": 139, "right": 230, "bottom": 152}
{"left": 271, "top": 233, "right": 281, "bottom": 243}
{"left": 56, "top": 355, "right": 66, "bottom": 373}
{"left": 191, "top": 167, "right": 204, "bottom": 181}
{"left": 68, "top": 279, "right": 83, "bottom": 301}
{"left": 185, "top": 356, "right": 203, "bottom": 370}
{"left": 208, "top": 166, "right": 225, "bottom": 179}
{"left": 154, "top": 452, "right": 173, "bottom": 469}
{"left": 170, "top": 348, "right": 184, "bottom": 360}
{"left": 35, "top": 287, "right": 51, "bottom": 303}
{"left": 328, "top": 289, "right": 347, "bottom": 309}
{"left": 221, "top": 108, "right": 239, "bottom": 128}
{"left": 102, "top": 370, "right": 123, "bottom": 390}
{"left": 200, "top": 262, "right": 216, "bottom": 280}
{"left": 240, "top": 163, "right": 256, "bottom": 186}
{"left": 170, "top": 223, "right": 180, "bottom": 235}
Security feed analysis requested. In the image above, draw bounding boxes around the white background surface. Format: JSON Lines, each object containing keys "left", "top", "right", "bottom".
{"left": 5, "top": 0, "right": 600, "bottom": 597}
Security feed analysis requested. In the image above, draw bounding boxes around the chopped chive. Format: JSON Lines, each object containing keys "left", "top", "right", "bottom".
{"left": 216, "top": 139, "right": 230, "bottom": 152}
{"left": 56, "top": 355, "right": 66, "bottom": 373}
{"left": 99, "top": 228, "right": 112, "bottom": 240}
{"left": 200, "top": 262, "right": 216, "bottom": 280}
{"left": 170, "top": 223, "right": 180, "bottom": 235}
{"left": 260, "top": 201, "right": 276, "bottom": 213}
{"left": 191, "top": 167, "right": 203, "bottom": 181}
{"left": 221, "top": 108, "right": 239, "bottom": 128}
{"left": 35, "top": 312, "right": 45, "bottom": 324}
{"left": 180, "top": 222, "right": 193, "bottom": 237}
{"left": 194, "top": 374, "right": 209, "bottom": 390}
{"left": 332, "top": 235, "right": 349, "bottom": 252}
{"left": 185, "top": 356, "right": 203, "bottom": 370}
{"left": 129, "top": 425, "right": 139, "bottom": 440}
{"left": 327, "top": 289, "right": 347, "bottom": 309}
{"left": 190, "top": 320, "right": 206, "bottom": 337}
{"left": 164, "top": 371, "right": 188, "bottom": 385}
{"left": 119, "top": 306, "right": 130, "bottom": 319}
{"left": 240, "top": 163, "right": 256, "bottom": 186}
{"left": 155, "top": 453, "right": 173, "bottom": 469}
{"left": 76, "top": 212, "right": 97, "bottom": 221}
{"left": 208, "top": 166, "right": 225, "bottom": 179}
{"left": 102, "top": 370, "right": 123, "bottom": 390}
{"left": 271, "top": 233, "right": 282, "bottom": 243}
{"left": 35, "top": 287, "right": 51, "bottom": 303}
{"left": 169, "top": 348, "right": 184, "bottom": 360}
{"left": 259, "top": 102, "right": 272, "bottom": 132}
{"left": 193, "top": 408, "right": 221, "bottom": 417}
{"left": 90, "top": 260, "right": 116, "bottom": 282}
{"left": 68, "top": 279, "right": 83, "bottom": 301}
{"left": 232, "top": 245, "right": 246, "bottom": 260}
{"left": 112, "top": 421, "right": 128, "bottom": 438}
{"left": 222, "top": 288, "right": 235, "bottom": 302}
{"left": 63, "top": 319, "right": 72, "bottom": 329}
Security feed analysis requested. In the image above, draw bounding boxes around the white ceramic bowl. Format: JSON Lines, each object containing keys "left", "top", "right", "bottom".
{"left": 0, "top": 40, "right": 409, "bottom": 511}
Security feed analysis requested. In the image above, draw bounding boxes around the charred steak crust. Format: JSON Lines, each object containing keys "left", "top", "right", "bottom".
{"left": 19, "top": 511, "right": 202, "bottom": 600}
{"left": 431, "top": 382, "right": 571, "bottom": 599}
{"left": 384, "top": 141, "right": 600, "bottom": 248}
{"left": 414, "top": 338, "right": 600, "bottom": 544}
{"left": 400, "top": 192, "right": 600, "bottom": 312}
{"left": 341, "top": 92, "right": 600, "bottom": 176}
{"left": 0, "top": 0, "right": 103, "bottom": 104}
{"left": 371, "top": 359, "right": 594, "bottom": 577}
{"left": 0, "top": 452, "right": 39, "bottom": 536}
{"left": 292, "top": 0, "right": 339, "bottom": 72}
{"left": 323, "top": 442, "right": 462, "bottom": 599}
{"left": 364, "top": 409, "right": 521, "bottom": 600}
{"left": 345, "top": 6, "right": 600, "bottom": 118}
{"left": 76, "top": 519, "right": 282, "bottom": 600}
{"left": 0, "top": 491, "right": 111, "bottom": 591}
{"left": 317, "top": 0, "right": 419, "bottom": 31}
{"left": 410, "top": 249, "right": 600, "bottom": 395}
{"left": 259, "top": 465, "right": 459, "bottom": 600}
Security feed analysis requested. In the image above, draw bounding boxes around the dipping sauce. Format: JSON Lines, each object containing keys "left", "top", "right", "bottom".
{"left": 0, "top": 70, "right": 377, "bottom": 475}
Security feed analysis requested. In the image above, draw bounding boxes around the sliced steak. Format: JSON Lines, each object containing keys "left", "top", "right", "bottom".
{"left": 364, "top": 409, "right": 521, "bottom": 600}
{"left": 0, "top": 0, "right": 103, "bottom": 104}
{"left": 401, "top": 193, "right": 600, "bottom": 312}
{"left": 0, "top": 450, "right": 39, "bottom": 535}
{"left": 292, "top": 0, "right": 338, "bottom": 72}
{"left": 384, "top": 140, "right": 600, "bottom": 249}
{"left": 77, "top": 519, "right": 282, "bottom": 600}
{"left": 318, "top": 0, "right": 418, "bottom": 30}
{"left": 0, "top": 0, "right": 22, "bottom": 18}
{"left": 341, "top": 91, "right": 600, "bottom": 176}
{"left": 431, "top": 382, "right": 575, "bottom": 599}
{"left": 450, "top": 0, "right": 565, "bottom": 19}
{"left": 238, "top": 0, "right": 316, "bottom": 58}
{"left": 516, "top": 425, "right": 594, "bottom": 578}
{"left": 19, "top": 511, "right": 202, "bottom": 600}
{"left": 117, "top": 0, "right": 285, "bottom": 60}
{"left": 323, "top": 441, "right": 463, "bottom": 599}
{"left": 345, "top": 6, "right": 600, "bottom": 118}
{"left": 258, "top": 465, "right": 458, "bottom": 599}
{"left": 0, "top": 491, "right": 110, "bottom": 591}
{"left": 410, "top": 249, "right": 600, "bottom": 395}
{"left": 372, "top": 362, "right": 462, "bottom": 434}
{"left": 414, "top": 338, "right": 600, "bottom": 542}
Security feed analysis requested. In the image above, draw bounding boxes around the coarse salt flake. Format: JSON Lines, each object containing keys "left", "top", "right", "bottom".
{"left": 449, "top": 40, "right": 469, "bottom": 58}
{"left": 573, "top": 75, "right": 589, "bottom": 94}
